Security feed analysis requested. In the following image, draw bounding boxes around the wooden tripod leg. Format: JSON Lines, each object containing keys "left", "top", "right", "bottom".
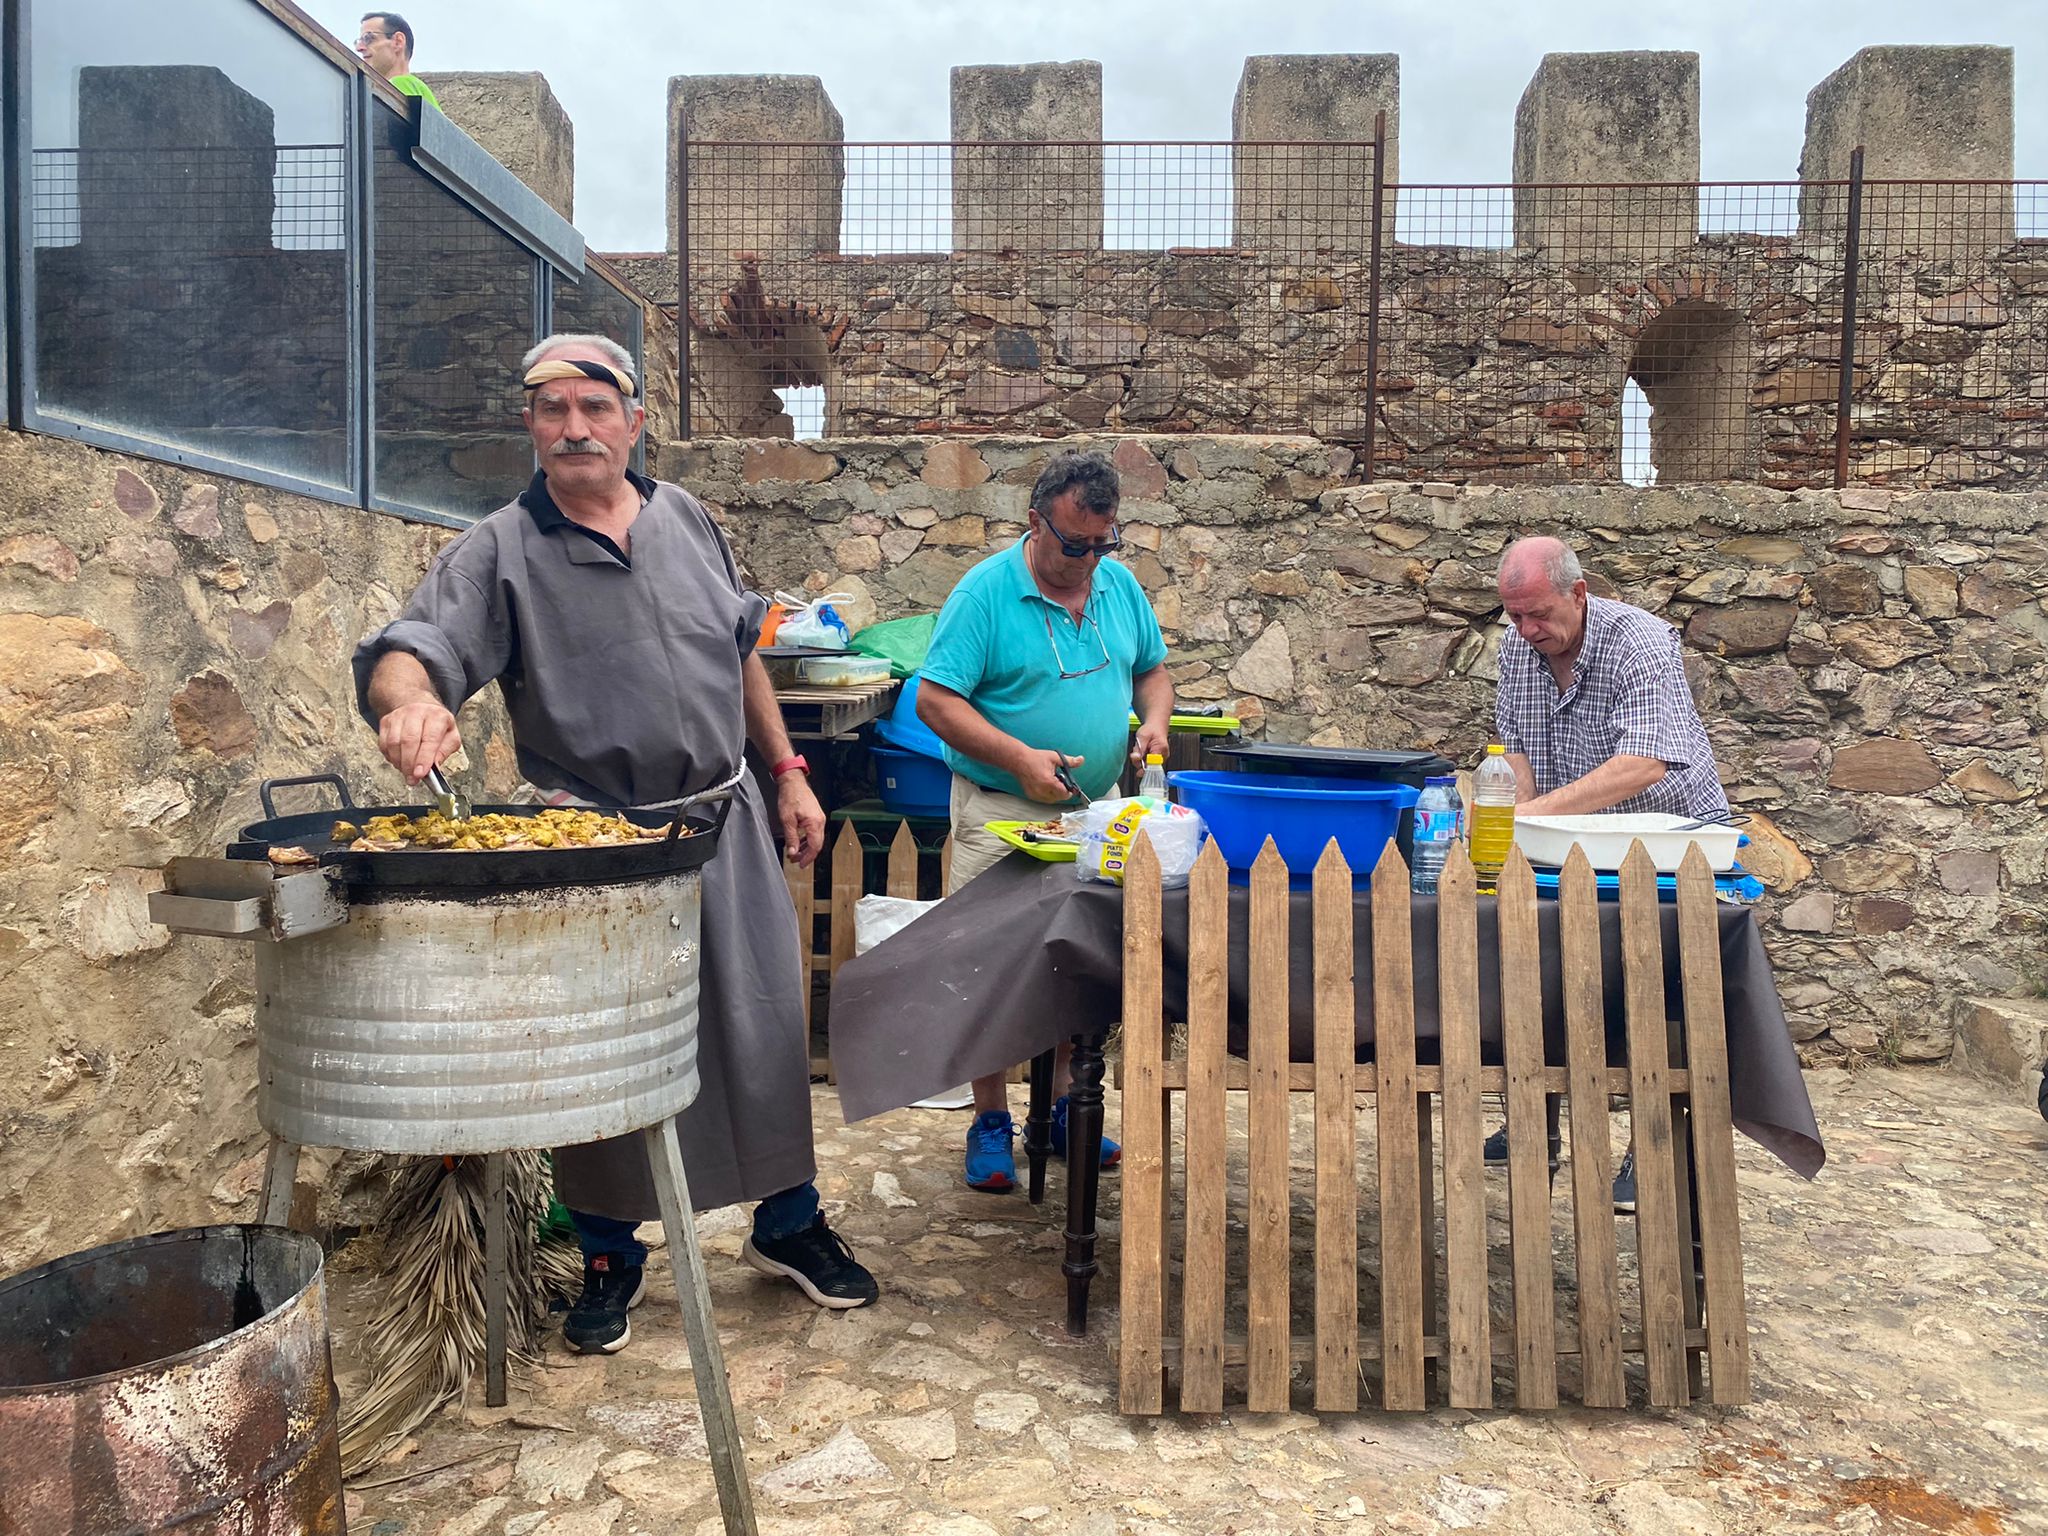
{"left": 258, "top": 1136, "right": 300, "bottom": 1229}
{"left": 645, "top": 1117, "right": 759, "bottom": 1536}
{"left": 485, "top": 1153, "right": 510, "bottom": 1408}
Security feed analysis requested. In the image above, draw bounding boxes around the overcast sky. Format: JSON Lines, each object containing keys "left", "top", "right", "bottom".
{"left": 324, "top": 0, "right": 2045, "bottom": 253}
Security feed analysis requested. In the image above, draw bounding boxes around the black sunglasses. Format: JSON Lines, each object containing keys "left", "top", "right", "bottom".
{"left": 1036, "top": 510, "right": 1122, "bottom": 560}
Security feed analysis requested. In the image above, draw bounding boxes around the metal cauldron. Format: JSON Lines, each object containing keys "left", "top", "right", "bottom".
{"left": 0, "top": 1225, "right": 343, "bottom": 1535}
{"left": 257, "top": 871, "right": 703, "bottom": 1154}
{"left": 150, "top": 775, "right": 729, "bottom": 1157}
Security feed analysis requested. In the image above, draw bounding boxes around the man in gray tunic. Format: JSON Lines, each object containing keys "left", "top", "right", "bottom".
{"left": 353, "top": 332, "right": 878, "bottom": 1353}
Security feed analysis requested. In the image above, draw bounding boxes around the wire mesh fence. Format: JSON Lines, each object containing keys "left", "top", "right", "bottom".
{"left": 681, "top": 140, "right": 1377, "bottom": 441}
{"left": 679, "top": 135, "right": 2047, "bottom": 490}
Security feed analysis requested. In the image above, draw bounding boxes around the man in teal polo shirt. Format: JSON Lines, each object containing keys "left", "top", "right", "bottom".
{"left": 918, "top": 451, "right": 1173, "bottom": 1191}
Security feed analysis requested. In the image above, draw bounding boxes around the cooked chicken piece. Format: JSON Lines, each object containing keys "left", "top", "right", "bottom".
{"left": 268, "top": 845, "right": 319, "bottom": 866}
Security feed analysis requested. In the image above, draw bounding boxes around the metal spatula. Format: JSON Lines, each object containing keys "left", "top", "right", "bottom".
{"left": 424, "top": 764, "right": 471, "bottom": 821}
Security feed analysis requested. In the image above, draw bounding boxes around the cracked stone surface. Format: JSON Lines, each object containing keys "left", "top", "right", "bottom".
{"left": 338, "top": 1072, "right": 2048, "bottom": 1535}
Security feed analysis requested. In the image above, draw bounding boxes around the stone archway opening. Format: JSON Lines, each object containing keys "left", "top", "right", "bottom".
{"left": 688, "top": 256, "right": 839, "bottom": 438}
{"left": 1625, "top": 300, "right": 1755, "bottom": 484}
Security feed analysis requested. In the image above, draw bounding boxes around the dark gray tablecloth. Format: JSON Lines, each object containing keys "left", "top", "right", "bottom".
{"left": 830, "top": 853, "right": 1824, "bottom": 1178}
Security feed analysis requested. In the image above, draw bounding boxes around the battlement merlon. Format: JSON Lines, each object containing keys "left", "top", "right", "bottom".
{"left": 952, "top": 61, "right": 1104, "bottom": 255}
{"left": 1232, "top": 54, "right": 1398, "bottom": 255}
{"left": 1800, "top": 45, "right": 2015, "bottom": 252}
{"left": 1513, "top": 51, "right": 1699, "bottom": 264}
{"left": 666, "top": 74, "right": 844, "bottom": 263}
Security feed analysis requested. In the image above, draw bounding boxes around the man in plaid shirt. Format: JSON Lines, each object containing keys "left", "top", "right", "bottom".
{"left": 1488, "top": 536, "right": 1728, "bottom": 1210}
{"left": 1494, "top": 536, "right": 1730, "bottom": 821}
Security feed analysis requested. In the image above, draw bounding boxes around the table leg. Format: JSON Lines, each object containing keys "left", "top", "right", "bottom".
{"left": 485, "top": 1152, "right": 509, "bottom": 1409}
{"left": 1064, "top": 1030, "right": 1108, "bottom": 1336}
{"left": 1025, "top": 1048, "right": 1055, "bottom": 1205}
{"left": 257, "top": 1136, "right": 300, "bottom": 1230}
{"left": 645, "top": 1117, "right": 759, "bottom": 1536}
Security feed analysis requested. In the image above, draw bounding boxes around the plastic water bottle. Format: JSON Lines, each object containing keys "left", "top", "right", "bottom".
{"left": 1469, "top": 744, "right": 1519, "bottom": 891}
{"left": 1409, "top": 775, "right": 1463, "bottom": 895}
{"left": 1138, "top": 752, "right": 1169, "bottom": 802}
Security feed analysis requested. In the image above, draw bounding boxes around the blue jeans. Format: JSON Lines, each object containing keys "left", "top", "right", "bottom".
{"left": 571, "top": 1182, "right": 820, "bottom": 1266}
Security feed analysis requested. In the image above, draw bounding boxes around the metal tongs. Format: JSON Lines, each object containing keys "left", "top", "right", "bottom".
{"left": 424, "top": 763, "right": 471, "bottom": 821}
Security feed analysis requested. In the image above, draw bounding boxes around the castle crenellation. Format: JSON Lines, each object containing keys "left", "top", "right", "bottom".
{"left": 422, "top": 45, "right": 2040, "bottom": 486}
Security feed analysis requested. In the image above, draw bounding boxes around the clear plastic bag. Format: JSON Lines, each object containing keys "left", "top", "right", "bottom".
{"left": 1072, "top": 796, "right": 1208, "bottom": 889}
{"left": 772, "top": 589, "right": 853, "bottom": 650}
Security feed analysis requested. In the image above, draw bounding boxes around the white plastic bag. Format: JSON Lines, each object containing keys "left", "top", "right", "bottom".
{"left": 774, "top": 589, "right": 853, "bottom": 650}
{"left": 1072, "top": 797, "right": 1208, "bottom": 890}
{"left": 853, "top": 894, "right": 972, "bottom": 1110}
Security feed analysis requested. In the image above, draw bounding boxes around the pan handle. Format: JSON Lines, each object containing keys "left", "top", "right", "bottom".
{"left": 665, "top": 787, "right": 734, "bottom": 843}
{"left": 259, "top": 774, "right": 355, "bottom": 819}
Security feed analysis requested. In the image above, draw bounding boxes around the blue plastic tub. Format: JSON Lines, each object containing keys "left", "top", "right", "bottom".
{"left": 873, "top": 673, "right": 947, "bottom": 759}
{"left": 1168, "top": 771, "right": 1420, "bottom": 886}
{"left": 873, "top": 743, "right": 951, "bottom": 818}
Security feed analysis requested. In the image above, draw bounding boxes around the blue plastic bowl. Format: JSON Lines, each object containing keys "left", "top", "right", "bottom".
{"left": 1168, "top": 771, "right": 1420, "bottom": 886}
{"left": 873, "top": 743, "right": 951, "bottom": 818}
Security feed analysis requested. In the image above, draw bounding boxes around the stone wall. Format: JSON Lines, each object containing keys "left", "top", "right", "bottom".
{"left": 0, "top": 429, "right": 511, "bottom": 1271}
{"left": 637, "top": 44, "right": 2042, "bottom": 486}
{"left": 4, "top": 422, "right": 2042, "bottom": 1265}
{"left": 672, "top": 432, "right": 2048, "bottom": 1062}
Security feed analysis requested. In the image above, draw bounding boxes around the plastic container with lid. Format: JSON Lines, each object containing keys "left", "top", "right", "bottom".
{"left": 794, "top": 654, "right": 892, "bottom": 687}
{"left": 1138, "top": 753, "right": 1168, "bottom": 801}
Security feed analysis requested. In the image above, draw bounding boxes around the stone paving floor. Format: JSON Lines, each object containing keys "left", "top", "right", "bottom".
{"left": 333, "top": 1065, "right": 2048, "bottom": 1536}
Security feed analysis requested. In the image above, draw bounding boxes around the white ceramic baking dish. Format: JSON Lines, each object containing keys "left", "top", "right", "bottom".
{"left": 1511, "top": 813, "right": 1743, "bottom": 874}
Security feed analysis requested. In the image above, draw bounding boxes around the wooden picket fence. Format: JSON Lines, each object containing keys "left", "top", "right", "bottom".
{"left": 1116, "top": 834, "right": 1750, "bottom": 1415}
{"left": 791, "top": 820, "right": 953, "bottom": 1074}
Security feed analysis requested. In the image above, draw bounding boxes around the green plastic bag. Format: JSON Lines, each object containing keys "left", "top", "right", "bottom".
{"left": 847, "top": 613, "right": 938, "bottom": 679}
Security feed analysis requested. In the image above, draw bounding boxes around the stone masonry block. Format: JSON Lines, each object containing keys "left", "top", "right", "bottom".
{"left": 420, "top": 72, "right": 574, "bottom": 220}
{"left": 951, "top": 62, "right": 1103, "bottom": 255}
{"left": 1951, "top": 995, "right": 2048, "bottom": 1101}
{"left": 1231, "top": 55, "right": 1397, "bottom": 256}
{"left": 1799, "top": 47, "right": 2014, "bottom": 252}
{"left": 669, "top": 75, "right": 844, "bottom": 276}
{"left": 80, "top": 66, "right": 275, "bottom": 252}
{"left": 1512, "top": 52, "right": 1698, "bottom": 262}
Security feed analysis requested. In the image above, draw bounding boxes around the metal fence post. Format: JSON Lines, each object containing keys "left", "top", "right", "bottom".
{"left": 1831, "top": 145, "right": 1864, "bottom": 490}
{"left": 677, "top": 119, "right": 692, "bottom": 441}
{"left": 1363, "top": 110, "right": 1386, "bottom": 482}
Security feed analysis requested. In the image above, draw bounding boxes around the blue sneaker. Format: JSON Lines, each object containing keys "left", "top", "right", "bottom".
{"left": 965, "top": 1110, "right": 1017, "bottom": 1192}
{"left": 1049, "top": 1095, "right": 1121, "bottom": 1170}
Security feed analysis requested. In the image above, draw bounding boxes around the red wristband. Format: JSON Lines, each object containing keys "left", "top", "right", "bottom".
{"left": 770, "top": 754, "right": 810, "bottom": 779}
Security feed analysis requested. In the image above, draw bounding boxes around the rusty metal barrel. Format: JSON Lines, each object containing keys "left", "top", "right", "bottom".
{"left": 0, "top": 1225, "right": 344, "bottom": 1534}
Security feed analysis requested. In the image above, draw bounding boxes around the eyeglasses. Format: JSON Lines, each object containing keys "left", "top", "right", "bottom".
{"left": 1036, "top": 511, "right": 1121, "bottom": 560}
{"left": 356, "top": 30, "right": 389, "bottom": 44}
{"left": 1042, "top": 604, "right": 1112, "bottom": 680}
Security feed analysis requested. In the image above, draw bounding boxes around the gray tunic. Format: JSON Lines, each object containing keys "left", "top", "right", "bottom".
{"left": 352, "top": 470, "right": 814, "bottom": 1216}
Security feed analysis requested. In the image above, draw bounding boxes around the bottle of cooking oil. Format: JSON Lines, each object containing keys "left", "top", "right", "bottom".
{"left": 1469, "top": 744, "right": 1518, "bottom": 892}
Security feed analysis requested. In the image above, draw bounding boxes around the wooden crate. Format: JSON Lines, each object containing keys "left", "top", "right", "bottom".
{"left": 1116, "top": 836, "right": 1750, "bottom": 1414}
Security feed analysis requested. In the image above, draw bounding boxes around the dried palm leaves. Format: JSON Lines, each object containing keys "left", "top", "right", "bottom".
{"left": 338, "top": 1151, "right": 582, "bottom": 1475}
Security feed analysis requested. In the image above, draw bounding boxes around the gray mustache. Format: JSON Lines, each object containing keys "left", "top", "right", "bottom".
{"left": 552, "top": 438, "right": 608, "bottom": 457}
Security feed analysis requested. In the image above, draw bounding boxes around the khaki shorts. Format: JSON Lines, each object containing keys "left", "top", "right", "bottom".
{"left": 947, "top": 774, "right": 1051, "bottom": 895}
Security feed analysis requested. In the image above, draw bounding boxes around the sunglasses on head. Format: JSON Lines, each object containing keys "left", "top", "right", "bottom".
{"left": 1035, "top": 508, "right": 1122, "bottom": 559}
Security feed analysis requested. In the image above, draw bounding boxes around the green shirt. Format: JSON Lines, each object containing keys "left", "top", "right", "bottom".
{"left": 391, "top": 74, "right": 441, "bottom": 110}
{"left": 921, "top": 537, "right": 1168, "bottom": 800}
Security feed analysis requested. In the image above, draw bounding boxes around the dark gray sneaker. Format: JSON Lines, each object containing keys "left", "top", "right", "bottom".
{"left": 1612, "top": 1148, "right": 1638, "bottom": 1214}
{"left": 563, "top": 1256, "right": 647, "bottom": 1354}
{"left": 742, "top": 1216, "right": 879, "bottom": 1310}
{"left": 1482, "top": 1125, "right": 1560, "bottom": 1174}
